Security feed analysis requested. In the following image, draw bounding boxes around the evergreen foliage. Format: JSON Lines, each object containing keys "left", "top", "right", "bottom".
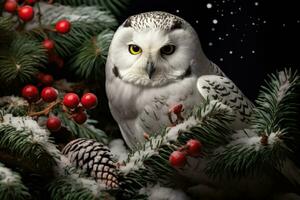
{"left": 48, "top": 176, "right": 105, "bottom": 200}
{"left": 0, "top": 16, "right": 15, "bottom": 47}
{"left": 0, "top": 35, "right": 47, "bottom": 87}
{"left": 0, "top": 0, "right": 299, "bottom": 199}
{"left": 0, "top": 163, "right": 31, "bottom": 200}
{"left": 58, "top": 112, "right": 108, "bottom": 144}
{"left": 205, "top": 69, "right": 300, "bottom": 179}
{"left": 55, "top": 0, "right": 133, "bottom": 17}
{"left": 67, "top": 29, "right": 114, "bottom": 81}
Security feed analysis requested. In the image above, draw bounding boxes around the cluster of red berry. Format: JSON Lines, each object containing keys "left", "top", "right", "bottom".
{"left": 62, "top": 92, "right": 98, "bottom": 125}
{"left": 42, "top": 19, "right": 71, "bottom": 52}
{"left": 169, "top": 139, "right": 203, "bottom": 168}
{"left": 4, "top": 0, "right": 71, "bottom": 62}
{"left": 21, "top": 82, "right": 98, "bottom": 132}
{"left": 45, "top": 92, "right": 97, "bottom": 132}
{"left": 4, "top": 0, "right": 36, "bottom": 21}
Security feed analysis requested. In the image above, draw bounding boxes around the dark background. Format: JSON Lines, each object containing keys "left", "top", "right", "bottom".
{"left": 121, "top": 0, "right": 300, "bottom": 100}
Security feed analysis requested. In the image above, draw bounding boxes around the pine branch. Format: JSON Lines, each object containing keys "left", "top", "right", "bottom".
{"left": 117, "top": 101, "right": 234, "bottom": 198}
{"left": 36, "top": 3, "right": 118, "bottom": 28}
{"left": 205, "top": 69, "right": 300, "bottom": 179}
{"left": 58, "top": 112, "right": 108, "bottom": 144}
{"left": 0, "top": 114, "right": 59, "bottom": 173}
{"left": 48, "top": 175, "right": 113, "bottom": 200}
{"left": 0, "top": 163, "right": 31, "bottom": 200}
{"left": 0, "top": 16, "right": 15, "bottom": 47}
{"left": 252, "top": 68, "right": 300, "bottom": 161}
{"left": 252, "top": 69, "right": 300, "bottom": 137}
{"left": 27, "top": 3, "right": 117, "bottom": 57}
{"left": 177, "top": 100, "right": 234, "bottom": 153}
{"left": 205, "top": 130, "right": 287, "bottom": 178}
{"left": 67, "top": 29, "right": 114, "bottom": 81}
{"left": 0, "top": 35, "right": 47, "bottom": 88}
{"left": 55, "top": 0, "right": 134, "bottom": 17}
{"left": 0, "top": 96, "right": 29, "bottom": 116}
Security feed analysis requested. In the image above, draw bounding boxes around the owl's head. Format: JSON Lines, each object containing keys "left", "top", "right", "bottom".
{"left": 107, "top": 11, "right": 211, "bottom": 87}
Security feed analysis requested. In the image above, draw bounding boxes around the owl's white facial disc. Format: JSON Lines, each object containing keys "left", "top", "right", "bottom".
{"left": 108, "top": 12, "right": 205, "bottom": 87}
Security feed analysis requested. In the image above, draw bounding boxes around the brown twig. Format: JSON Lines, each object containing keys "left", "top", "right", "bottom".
{"left": 29, "top": 100, "right": 61, "bottom": 117}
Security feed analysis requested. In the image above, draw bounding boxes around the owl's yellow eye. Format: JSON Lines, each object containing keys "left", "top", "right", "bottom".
{"left": 129, "top": 44, "right": 142, "bottom": 55}
{"left": 160, "top": 45, "right": 176, "bottom": 55}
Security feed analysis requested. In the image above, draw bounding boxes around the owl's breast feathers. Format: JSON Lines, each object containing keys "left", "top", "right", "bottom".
{"left": 106, "top": 75, "right": 201, "bottom": 148}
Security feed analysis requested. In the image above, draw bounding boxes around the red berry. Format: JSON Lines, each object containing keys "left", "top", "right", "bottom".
{"left": 73, "top": 112, "right": 87, "bottom": 124}
{"left": 18, "top": 5, "right": 34, "bottom": 22}
{"left": 169, "top": 104, "right": 183, "bottom": 114}
{"left": 26, "top": 0, "right": 36, "bottom": 4}
{"left": 41, "top": 87, "right": 58, "bottom": 102}
{"left": 169, "top": 150, "right": 187, "bottom": 168}
{"left": 46, "top": 116, "right": 61, "bottom": 132}
{"left": 55, "top": 20, "right": 71, "bottom": 34}
{"left": 21, "top": 84, "right": 39, "bottom": 102}
{"left": 42, "top": 39, "right": 55, "bottom": 51}
{"left": 81, "top": 93, "right": 98, "bottom": 109}
{"left": 63, "top": 93, "right": 80, "bottom": 108}
{"left": 186, "top": 139, "right": 202, "bottom": 157}
{"left": 4, "top": 0, "right": 18, "bottom": 13}
{"left": 36, "top": 72, "right": 45, "bottom": 81}
{"left": 41, "top": 74, "right": 53, "bottom": 86}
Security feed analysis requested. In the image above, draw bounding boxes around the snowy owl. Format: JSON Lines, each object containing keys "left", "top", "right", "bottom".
{"left": 106, "top": 11, "right": 253, "bottom": 148}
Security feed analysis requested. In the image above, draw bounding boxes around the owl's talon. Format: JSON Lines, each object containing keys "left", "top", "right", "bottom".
{"left": 168, "top": 112, "right": 175, "bottom": 125}
{"left": 143, "top": 132, "right": 150, "bottom": 140}
{"left": 168, "top": 103, "right": 184, "bottom": 125}
{"left": 169, "top": 104, "right": 183, "bottom": 114}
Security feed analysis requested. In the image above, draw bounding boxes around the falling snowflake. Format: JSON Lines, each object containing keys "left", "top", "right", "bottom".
{"left": 207, "top": 3, "right": 212, "bottom": 9}
{"left": 213, "top": 19, "right": 218, "bottom": 24}
{"left": 254, "top": 2, "right": 259, "bottom": 6}
{"left": 208, "top": 42, "right": 213, "bottom": 46}
{"left": 229, "top": 51, "right": 233, "bottom": 54}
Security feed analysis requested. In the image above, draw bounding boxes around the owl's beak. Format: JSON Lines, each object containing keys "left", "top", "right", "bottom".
{"left": 146, "top": 61, "right": 155, "bottom": 79}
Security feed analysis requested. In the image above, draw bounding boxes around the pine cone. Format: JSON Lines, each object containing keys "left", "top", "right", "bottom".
{"left": 62, "top": 138, "right": 119, "bottom": 189}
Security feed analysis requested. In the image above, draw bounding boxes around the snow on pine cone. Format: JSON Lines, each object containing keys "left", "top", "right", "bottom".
{"left": 62, "top": 138, "right": 119, "bottom": 189}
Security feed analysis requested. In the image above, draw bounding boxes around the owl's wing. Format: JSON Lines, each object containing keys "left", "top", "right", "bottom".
{"left": 196, "top": 75, "right": 254, "bottom": 129}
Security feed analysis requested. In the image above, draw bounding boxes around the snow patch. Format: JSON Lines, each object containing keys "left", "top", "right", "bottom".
{"left": 277, "top": 71, "right": 290, "bottom": 102}
{"left": 109, "top": 139, "right": 129, "bottom": 162}
{"left": 0, "top": 96, "right": 28, "bottom": 107}
{"left": 77, "top": 176, "right": 106, "bottom": 196}
{"left": 139, "top": 184, "right": 190, "bottom": 200}
{"left": 120, "top": 136, "right": 163, "bottom": 174}
{"left": 1, "top": 114, "right": 60, "bottom": 158}
{"left": 0, "top": 165, "right": 18, "bottom": 184}
{"left": 268, "top": 131, "right": 283, "bottom": 145}
{"left": 166, "top": 116, "right": 198, "bottom": 141}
